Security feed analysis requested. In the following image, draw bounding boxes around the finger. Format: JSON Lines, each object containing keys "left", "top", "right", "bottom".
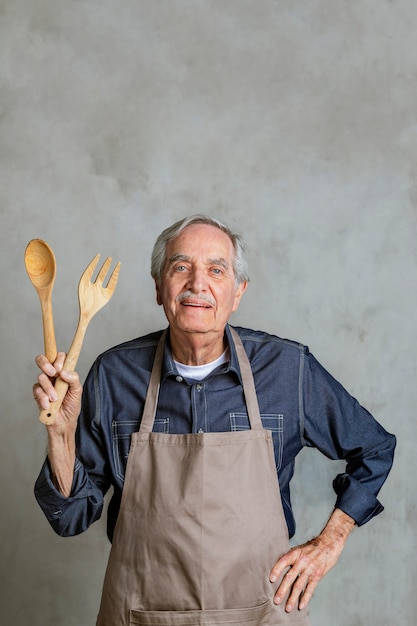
{"left": 272, "top": 565, "right": 302, "bottom": 607}
{"left": 35, "top": 355, "right": 57, "bottom": 378}
{"left": 35, "top": 351, "right": 66, "bottom": 376}
{"left": 55, "top": 370, "right": 83, "bottom": 416}
{"left": 33, "top": 382, "right": 57, "bottom": 410}
{"left": 52, "top": 351, "right": 67, "bottom": 373}
{"left": 58, "top": 369, "right": 82, "bottom": 389}
{"left": 298, "top": 578, "right": 318, "bottom": 611}
{"left": 283, "top": 572, "right": 309, "bottom": 612}
{"left": 37, "top": 372, "right": 59, "bottom": 398}
{"left": 270, "top": 549, "right": 299, "bottom": 583}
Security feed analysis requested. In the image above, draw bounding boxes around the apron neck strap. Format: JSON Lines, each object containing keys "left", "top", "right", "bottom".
{"left": 139, "top": 327, "right": 263, "bottom": 433}
{"left": 229, "top": 327, "right": 263, "bottom": 430}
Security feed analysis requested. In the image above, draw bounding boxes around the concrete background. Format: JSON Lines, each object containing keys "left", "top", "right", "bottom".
{"left": 0, "top": 1, "right": 414, "bottom": 624}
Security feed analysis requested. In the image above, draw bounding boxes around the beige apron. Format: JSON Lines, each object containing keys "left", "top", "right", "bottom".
{"left": 96, "top": 329, "right": 310, "bottom": 626}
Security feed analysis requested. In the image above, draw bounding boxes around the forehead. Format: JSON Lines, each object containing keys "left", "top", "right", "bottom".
{"left": 166, "top": 224, "right": 235, "bottom": 260}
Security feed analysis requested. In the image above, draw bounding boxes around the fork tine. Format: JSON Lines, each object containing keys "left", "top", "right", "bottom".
{"left": 83, "top": 254, "right": 101, "bottom": 282}
{"left": 106, "top": 261, "right": 121, "bottom": 291}
{"left": 96, "top": 256, "right": 112, "bottom": 284}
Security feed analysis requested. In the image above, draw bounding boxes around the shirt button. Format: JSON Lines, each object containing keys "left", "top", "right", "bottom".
{"left": 198, "top": 428, "right": 204, "bottom": 433}
{"left": 196, "top": 384, "right": 203, "bottom": 391}
{"left": 176, "top": 376, "right": 183, "bottom": 382}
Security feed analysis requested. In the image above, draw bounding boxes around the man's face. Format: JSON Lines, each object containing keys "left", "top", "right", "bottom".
{"left": 155, "top": 223, "right": 247, "bottom": 337}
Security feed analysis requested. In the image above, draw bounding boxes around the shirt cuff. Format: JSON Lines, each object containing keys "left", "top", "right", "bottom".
{"left": 333, "top": 473, "right": 384, "bottom": 526}
{"left": 34, "top": 457, "right": 101, "bottom": 536}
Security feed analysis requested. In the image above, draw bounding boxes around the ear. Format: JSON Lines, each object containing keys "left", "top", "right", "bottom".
{"left": 232, "top": 281, "right": 248, "bottom": 312}
{"left": 155, "top": 280, "right": 163, "bottom": 306}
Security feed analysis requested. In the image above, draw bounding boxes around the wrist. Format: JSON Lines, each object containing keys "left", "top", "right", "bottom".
{"left": 47, "top": 427, "right": 76, "bottom": 456}
{"left": 320, "top": 508, "right": 356, "bottom": 548}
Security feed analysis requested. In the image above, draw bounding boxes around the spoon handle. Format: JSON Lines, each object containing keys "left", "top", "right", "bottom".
{"left": 40, "top": 295, "right": 57, "bottom": 363}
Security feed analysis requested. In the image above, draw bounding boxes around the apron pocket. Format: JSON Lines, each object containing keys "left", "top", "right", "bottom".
{"left": 130, "top": 600, "right": 271, "bottom": 625}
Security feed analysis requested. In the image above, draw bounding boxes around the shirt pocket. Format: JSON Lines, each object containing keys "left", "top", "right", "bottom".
{"left": 112, "top": 418, "right": 169, "bottom": 481}
{"left": 229, "top": 412, "right": 284, "bottom": 471}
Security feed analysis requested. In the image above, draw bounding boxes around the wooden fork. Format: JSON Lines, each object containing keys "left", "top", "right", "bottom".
{"left": 39, "top": 254, "right": 121, "bottom": 425}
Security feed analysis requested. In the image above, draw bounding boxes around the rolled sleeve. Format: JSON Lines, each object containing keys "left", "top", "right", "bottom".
{"left": 302, "top": 349, "right": 396, "bottom": 526}
{"left": 34, "top": 457, "right": 104, "bottom": 536}
{"left": 333, "top": 433, "right": 396, "bottom": 525}
{"left": 333, "top": 473, "right": 384, "bottom": 525}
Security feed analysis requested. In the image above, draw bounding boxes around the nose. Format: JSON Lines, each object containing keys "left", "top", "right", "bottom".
{"left": 187, "top": 267, "right": 207, "bottom": 292}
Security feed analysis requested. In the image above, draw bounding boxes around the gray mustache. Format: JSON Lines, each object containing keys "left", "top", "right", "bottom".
{"left": 177, "top": 291, "right": 216, "bottom": 307}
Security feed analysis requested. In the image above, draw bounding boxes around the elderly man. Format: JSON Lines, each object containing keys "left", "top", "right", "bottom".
{"left": 34, "top": 214, "right": 396, "bottom": 626}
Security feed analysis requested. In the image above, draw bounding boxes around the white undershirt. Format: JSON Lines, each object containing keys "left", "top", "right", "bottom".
{"left": 174, "top": 350, "right": 229, "bottom": 381}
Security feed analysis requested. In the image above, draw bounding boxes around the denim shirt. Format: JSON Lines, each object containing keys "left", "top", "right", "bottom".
{"left": 34, "top": 325, "right": 396, "bottom": 541}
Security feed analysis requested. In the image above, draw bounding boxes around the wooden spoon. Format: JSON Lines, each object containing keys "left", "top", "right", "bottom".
{"left": 24, "top": 239, "right": 58, "bottom": 363}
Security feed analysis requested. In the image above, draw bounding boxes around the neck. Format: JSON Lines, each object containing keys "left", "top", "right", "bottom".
{"left": 169, "top": 328, "right": 227, "bottom": 365}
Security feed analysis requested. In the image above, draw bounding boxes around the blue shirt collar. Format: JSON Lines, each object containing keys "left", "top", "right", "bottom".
{"left": 160, "top": 324, "right": 242, "bottom": 384}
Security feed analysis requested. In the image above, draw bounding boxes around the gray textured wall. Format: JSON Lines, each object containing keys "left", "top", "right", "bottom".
{"left": 1, "top": 1, "right": 414, "bottom": 624}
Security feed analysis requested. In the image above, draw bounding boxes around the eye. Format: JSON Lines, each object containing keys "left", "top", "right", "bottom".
{"left": 174, "top": 264, "right": 187, "bottom": 272}
{"left": 211, "top": 267, "right": 223, "bottom": 276}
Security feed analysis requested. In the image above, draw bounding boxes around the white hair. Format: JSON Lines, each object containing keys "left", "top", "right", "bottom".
{"left": 151, "top": 214, "right": 250, "bottom": 285}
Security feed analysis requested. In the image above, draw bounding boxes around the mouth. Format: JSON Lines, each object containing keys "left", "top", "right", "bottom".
{"left": 181, "top": 300, "right": 213, "bottom": 309}
{"left": 177, "top": 292, "right": 215, "bottom": 309}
